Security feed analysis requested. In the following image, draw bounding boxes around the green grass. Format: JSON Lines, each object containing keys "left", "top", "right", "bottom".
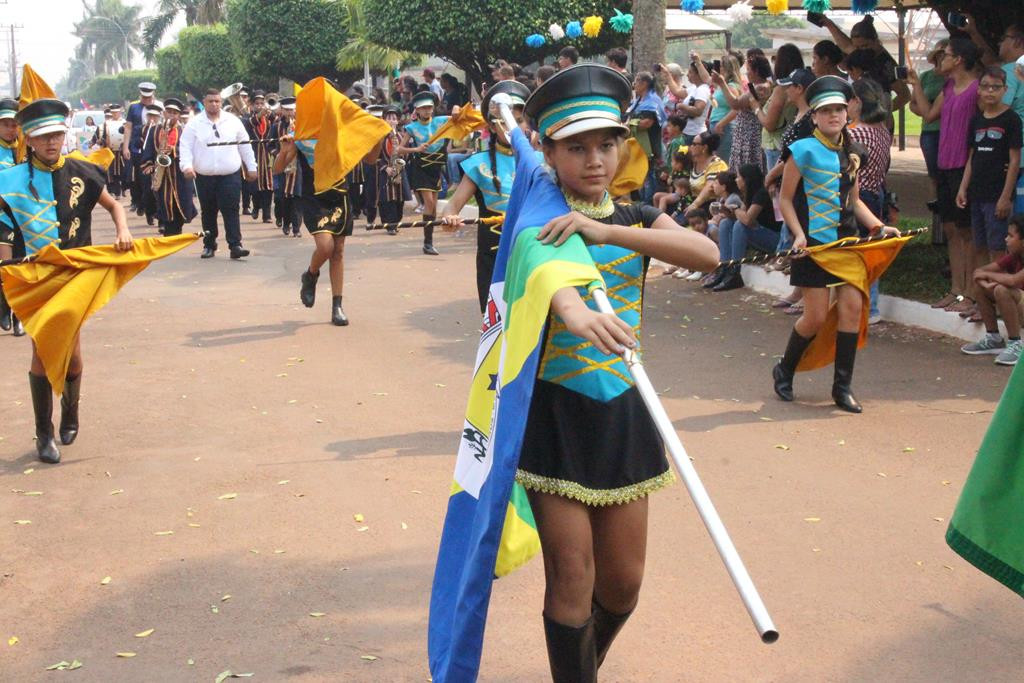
{"left": 878, "top": 217, "right": 947, "bottom": 303}
{"left": 897, "top": 110, "right": 923, "bottom": 137}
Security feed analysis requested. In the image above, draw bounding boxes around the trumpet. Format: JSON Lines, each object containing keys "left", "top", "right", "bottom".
{"left": 266, "top": 93, "right": 281, "bottom": 111}
{"left": 220, "top": 82, "right": 249, "bottom": 116}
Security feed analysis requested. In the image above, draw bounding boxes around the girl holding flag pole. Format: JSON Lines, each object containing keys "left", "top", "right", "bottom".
{"left": 514, "top": 64, "right": 718, "bottom": 681}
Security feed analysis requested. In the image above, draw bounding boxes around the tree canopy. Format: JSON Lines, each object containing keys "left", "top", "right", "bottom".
{"left": 178, "top": 23, "right": 241, "bottom": 92}
{"left": 73, "top": 0, "right": 145, "bottom": 75}
{"left": 154, "top": 44, "right": 190, "bottom": 97}
{"left": 142, "top": 0, "right": 226, "bottom": 60}
{"left": 363, "top": 0, "right": 632, "bottom": 88}
{"left": 226, "top": 0, "right": 354, "bottom": 86}
{"left": 81, "top": 69, "right": 159, "bottom": 105}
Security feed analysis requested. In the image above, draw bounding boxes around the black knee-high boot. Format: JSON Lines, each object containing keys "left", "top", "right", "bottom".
{"left": 59, "top": 373, "right": 81, "bottom": 445}
{"left": 543, "top": 614, "right": 596, "bottom": 683}
{"left": 423, "top": 216, "right": 438, "bottom": 255}
{"left": 832, "top": 331, "right": 863, "bottom": 413}
{"left": 28, "top": 373, "right": 60, "bottom": 464}
{"left": 773, "top": 329, "right": 814, "bottom": 402}
{"left": 592, "top": 600, "right": 633, "bottom": 669}
{"left": 0, "top": 282, "right": 10, "bottom": 331}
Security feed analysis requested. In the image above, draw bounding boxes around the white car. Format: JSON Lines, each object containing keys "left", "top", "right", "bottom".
{"left": 67, "top": 109, "right": 106, "bottom": 154}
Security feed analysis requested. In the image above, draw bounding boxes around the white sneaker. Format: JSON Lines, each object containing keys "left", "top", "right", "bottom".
{"left": 672, "top": 269, "right": 690, "bottom": 279}
{"left": 995, "top": 339, "right": 1022, "bottom": 366}
{"left": 685, "top": 271, "right": 704, "bottom": 281}
{"left": 961, "top": 335, "right": 1006, "bottom": 355}
{"left": 868, "top": 313, "right": 882, "bottom": 325}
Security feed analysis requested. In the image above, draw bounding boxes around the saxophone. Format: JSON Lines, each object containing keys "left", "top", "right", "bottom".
{"left": 385, "top": 130, "right": 405, "bottom": 185}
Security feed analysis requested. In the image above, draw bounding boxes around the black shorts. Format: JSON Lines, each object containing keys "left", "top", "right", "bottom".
{"left": 790, "top": 254, "right": 844, "bottom": 288}
{"left": 936, "top": 167, "right": 971, "bottom": 227}
{"left": 407, "top": 153, "right": 445, "bottom": 193}
{"left": 300, "top": 195, "right": 353, "bottom": 237}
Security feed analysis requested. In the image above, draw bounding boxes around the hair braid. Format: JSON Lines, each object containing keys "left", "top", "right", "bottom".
{"left": 488, "top": 139, "right": 501, "bottom": 196}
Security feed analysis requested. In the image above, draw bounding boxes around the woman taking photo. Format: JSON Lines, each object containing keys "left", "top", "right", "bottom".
{"left": 771, "top": 76, "right": 900, "bottom": 414}
{"left": 517, "top": 63, "right": 718, "bottom": 680}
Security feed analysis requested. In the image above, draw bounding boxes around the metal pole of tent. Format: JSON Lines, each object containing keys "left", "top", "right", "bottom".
{"left": 898, "top": 5, "right": 907, "bottom": 152}
{"left": 491, "top": 94, "right": 779, "bottom": 644}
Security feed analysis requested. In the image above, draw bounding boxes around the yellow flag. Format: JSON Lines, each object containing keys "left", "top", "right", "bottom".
{"left": 424, "top": 103, "right": 486, "bottom": 147}
{"left": 66, "top": 148, "right": 115, "bottom": 170}
{"left": 293, "top": 81, "right": 303, "bottom": 97}
{"left": 1, "top": 234, "right": 200, "bottom": 394}
{"left": 294, "top": 77, "right": 391, "bottom": 195}
{"left": 796, "top": 235, "right": 913, "bottom": 372}
{"left": 18, "top": 64, "right": 56, "bottom": 110}
{"left": 608, "top": 138, "right": 649, "bottom": 198}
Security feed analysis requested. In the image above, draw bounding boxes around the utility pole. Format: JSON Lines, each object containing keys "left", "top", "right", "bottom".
{"left": 2, "top": 23, "right": 22, "bottom": 98}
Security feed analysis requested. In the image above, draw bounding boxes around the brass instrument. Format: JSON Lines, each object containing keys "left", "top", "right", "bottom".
{"left": 220, "top": 82, "right": 249, "bottom": 116}
{"left": 385, "top": 131, "right": 405, "bottom": 185}
{"left": 266, "top": 94, "right": 281, "bottom": 111}
{"left": 152, "top": 121, "right": 176, "bottom": 191}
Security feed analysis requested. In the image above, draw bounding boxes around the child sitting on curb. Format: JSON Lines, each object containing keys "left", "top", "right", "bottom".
{"left": 961, "top": 215, "right": 1024, "bottom": 366}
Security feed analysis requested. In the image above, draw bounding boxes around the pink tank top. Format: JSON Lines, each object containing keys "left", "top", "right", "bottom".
{"left": 938, "top": 79, "right": 978, "bottom": 170}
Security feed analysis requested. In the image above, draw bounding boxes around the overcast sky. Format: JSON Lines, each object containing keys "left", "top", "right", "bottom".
{"left": 6, "top": 0, "right": 184, "bottom": 88}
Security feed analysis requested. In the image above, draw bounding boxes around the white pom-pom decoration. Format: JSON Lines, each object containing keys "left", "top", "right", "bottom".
{"left": 726, "top": 0, "right": 754, "bottom": 22}
{"left": 549, "top": 23, "right": 565, "bottom": 41}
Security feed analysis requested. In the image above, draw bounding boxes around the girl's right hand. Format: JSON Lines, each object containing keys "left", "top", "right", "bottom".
{"left": 561, "top": 306, "right": 637, "bottom": 356}
{"left": 440, "top": 214, "right": 463, "bottom": 231}
{"left": 790, "top": 232, "right": 808, "bottom": 256}
{"left": 278, "top": 135, "right": 295, "bottom": 152}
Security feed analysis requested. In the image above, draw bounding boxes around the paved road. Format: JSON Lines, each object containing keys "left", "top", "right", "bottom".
{"left": 2, "top": 204, "right": 1021, "bottom": 681}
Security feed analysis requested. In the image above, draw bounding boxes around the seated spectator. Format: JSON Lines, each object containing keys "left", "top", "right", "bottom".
{"left": 682, "top": 131, "right": 729, "bottom": 214}
{"left": 670, "top": 208, "right": 714, "bottom": 281}
{"left": 710, "top": 163, "right": 783, "bottom": 292}
{"left": 662, "top": 115, "right": 687, "bottom": 176}
{"left": 625, "top": 71, "right": 667, "bottom": 202}
{"left": 653, "top": 150, "right": 692, "bottom": 214}
{"left": 557, "top": 46, "right": 579, "bottom": 69}
{"left": 535, "top": 65, "right": 556, "bottom": 86}
{"left": 961, "top": 215, "right": 1024, "bottom": 365}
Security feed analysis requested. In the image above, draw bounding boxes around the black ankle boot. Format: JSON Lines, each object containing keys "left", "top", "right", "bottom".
{"left": 331, "top": 295, "right": 349, "bottom": 326}
{"left": 28, "top": 373, "right": 60, "bottom": 464}
{"left": 543, "top": 614, "right": 596, "bottom": 683}
{"left": 12, "top": 314, "right": 24, "bottom": 337}
{"left": 0, "top": 285, "right": 10, "bottom": 331}
{"left": 59, "top": 374, "right": 81, "bottom": 445}
{"left": 423, "top": 219, "right": 439, "bottom": 255}
{"left": 300, "top": 269, "right": 319, "bottom": 308}
{"left": 773, "top": 329, "right": 814, "bottom": 402}
{"left": 593, "top": 600, "right": 633, "bottom": 669}
{"left": 832, "top": 331, "right": 863, "bottom": 413}
{"left": 702, "top": 266, "right": 728, "bottom": 289}
{"left": 712, "top": 265, "right": 744, "bottom": 292}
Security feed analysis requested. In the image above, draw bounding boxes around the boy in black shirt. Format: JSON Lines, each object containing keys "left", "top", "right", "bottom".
{"left": 957, "top": 66, "right": 1023, "bottom": 262}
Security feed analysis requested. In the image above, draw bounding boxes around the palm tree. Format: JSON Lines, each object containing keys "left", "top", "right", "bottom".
{"left": 73, "top": 0, "right": 145, "bottom": 75}
{"left": 141, "top": 0, "right": 224, "bottom": 60}
{"left": 336, "top": 0, "right": 421, "bottom": 75}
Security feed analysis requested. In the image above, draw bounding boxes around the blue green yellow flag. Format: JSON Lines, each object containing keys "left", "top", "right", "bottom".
{"left": 427, "top": 127, "right": 603, "bottom": 681}
{"left": 946, "top": 361, "right": 1024, "bottom": 597}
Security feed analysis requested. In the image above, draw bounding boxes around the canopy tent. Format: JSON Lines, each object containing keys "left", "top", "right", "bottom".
{"left": 665, "top": 1, "right": 929, "bottom": 7}
{"left": 665, "top": 10, "right": 732, "bottom": 43}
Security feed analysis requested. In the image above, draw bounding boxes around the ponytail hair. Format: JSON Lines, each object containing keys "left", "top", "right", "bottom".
{"left": 488, "top": 139, "right": 501, "bottom": 195}
{"left": 26, "top": 146, "right": 39, "bottom": 201}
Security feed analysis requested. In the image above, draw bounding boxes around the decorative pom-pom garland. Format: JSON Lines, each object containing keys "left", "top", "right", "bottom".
{"left": 726, "top": 0, "right": 754, "bottom": 23}
{"left": 582, "top": 15, "right": 603, "bottom": 37}
{"left": 565, "top": 20, "right": 583, "bottom": 38}
{"left": 549, "top": 23, "right": 565, "bottom": 40}
{"left": 525, "top": 33, "right": 546, "bottom": 48}
{"left": 802, "top": 0, "right": 831, "bottom": 11}
{"left": 609, "top": 9, "right": 634, "bottom": 33}
{"left": 851, "top": 0, "right": 877, "bottom": 13}
{"left": 766, "top": 0, "right": 789, "bottom": 14}
{"left": 681, "top": 0, "right": 704, "bottom": 12}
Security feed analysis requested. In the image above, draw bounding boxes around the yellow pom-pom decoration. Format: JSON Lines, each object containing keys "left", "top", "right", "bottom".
{"left": 583, "top": 15, "right": 603, "bottom": 38}
{"left": 766, "top": 0, "right": 789, "bottom": 14}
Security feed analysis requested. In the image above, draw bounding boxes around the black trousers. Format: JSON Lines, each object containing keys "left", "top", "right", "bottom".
{"left": 275, "top": 192, "right": 301, "bottom": 233}
{"left": 163, "top": 217, "right": 184, "bottom": 236}
{"left": 195, "top": 172, "right": 243, "bottom": 250}
{"left": 378, "top": 199, "right": 402, "bottom": 225}
{"left": 241, "top": 178, "right": 252, "bottom": 211}
{"left": 252, "top": 189, "right": 272, "bottom": 218}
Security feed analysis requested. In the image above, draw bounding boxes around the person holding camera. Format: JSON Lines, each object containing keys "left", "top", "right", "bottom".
{"left": 662, "top": 56, "right": 710, "bottom": 144}
{"left": 625, "top": 71, "right": 667, "bottom": 202}
{"left": 706, "top": 53, "right": 770, "bottom": 173}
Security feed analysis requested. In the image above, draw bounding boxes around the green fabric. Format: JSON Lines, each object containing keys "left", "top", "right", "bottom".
{"left": 920, "top": 69, "right": 945, "bottom": 134}
{"left": 1002, "top": 62, "right": 1024, "bottom": 168}
{"left": 762, "top": 102, "right": 794, "bottom": 151}
{"left": 665, "top": 135, "right": 686, "bottom": 166}
{"left": 946, "top": 361, "right": 1024, "bottom": 598}
{"left": 502, "top": 227, "right": 600, "bottom": 312}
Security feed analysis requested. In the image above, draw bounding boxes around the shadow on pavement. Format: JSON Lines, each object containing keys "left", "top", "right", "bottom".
{"left": 325, "top": 430, "right": 455, "bottom": 461}
{"left": 186, "top": 321, "right": 314, "bottom": 348}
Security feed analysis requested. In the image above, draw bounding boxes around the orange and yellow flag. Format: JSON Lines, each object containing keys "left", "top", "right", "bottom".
{"left": 294, "top": 77, "right": 391, "bottom": 194}
{"left": 424, "top": 103, "right": 486, "bottom": 147}
{"left": 796, "top": 235, "right": 913, "bottom": 372}
{"left": 1, "top": 234, "right": 200, "bottom": 395}
{"left": 66, "top": 148, "right": 115, "bottom": 169}
{"left": 608, "top": 138, "right": 649, "bottom": 198}
{"left": 18, "top": 64, "right": 56, "bottom": 109}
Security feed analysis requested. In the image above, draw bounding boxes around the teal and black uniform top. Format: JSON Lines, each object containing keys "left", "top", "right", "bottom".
{"left": 459, "top": 142, "right": 514, "bottom": 253}
{"left": 785, "top": 130, "right": 860, "bottom": 246}
{"left": 0, "top": 139, "right": 17, "bottom": 169}
{"left": 0, "top": 156, "right": 106, "bottom": 255}
{"left": 404, "top": 117, "right": 451, "bottom": 155}
{"left": 537, "top": 200, "right": 661, "bottom": 402}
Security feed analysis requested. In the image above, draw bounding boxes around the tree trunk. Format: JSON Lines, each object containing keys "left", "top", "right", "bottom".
{"left": 631, "top": 0, "right": 665, "bottom": 76}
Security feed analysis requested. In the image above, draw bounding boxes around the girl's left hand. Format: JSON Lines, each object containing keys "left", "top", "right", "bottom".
{"left": 881, "top": 225, "right": 901, "bottom": 238}
{"left": 538, "top": 211, "right": 609, "bottom": 247}
{"left": 114, "top": 229, "right": 134, "bottom": 252}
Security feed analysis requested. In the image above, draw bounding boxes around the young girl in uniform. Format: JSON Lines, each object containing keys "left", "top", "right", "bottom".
{"left": 399, "top": 91, "right": 450, "bottom": 254}
{"left": 440, "top": 80, "right": 531, "bottom": 312}
{"left": 772, "top": 76, "right": 900, "bottom": 413}
{"left": 516, "top": 64, "right": 718, "bottom": 681}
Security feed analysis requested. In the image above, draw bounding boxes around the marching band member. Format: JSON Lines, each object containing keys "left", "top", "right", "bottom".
{"left": 0, "top": 97, "right": 22, "bottom": 335}
{"left": 398, "top": 90, "right": 450, "bottom": 254}
{"left": 244, "top": 90, "right": 277, "bottom": 223}
{"left": 124, "top": 81, "right": 158, "bottom": 214}
{"left": 360, "top": 104, "right": 385, "bottom": 225}
{"left": 441, "top": 81, "right": 530, "bottom": 312}
{"left": 0, "top": 99, "right": 134, "bottom": 463}
{"left": 136, "top": 103, "right": 163, "bottom": 226}
{"left": 142, "top": 97, "right": 196, "bottom": 237}
{"left": 93, "top": 105, "right": 127, "bottom": 197}
{"left": 374, "top": 104, "right": 408, "bottom": 234}
{"left": 273, "top": 97, "right": 302, "bottom": 236}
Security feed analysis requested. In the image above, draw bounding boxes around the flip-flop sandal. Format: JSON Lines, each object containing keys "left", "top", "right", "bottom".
{"left": 772, "top": 299, "right": 797, "bottom": 308}
{"left": 784, "top": 304, "right": 804, "bottom": 315}
{"left": 932, "top": 293, "right": 956, "bottom": 309}
{"left": 967, "top": 312, "right": 984, "bottom": 323}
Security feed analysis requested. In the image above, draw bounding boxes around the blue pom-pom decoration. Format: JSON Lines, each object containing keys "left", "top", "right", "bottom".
{"left": 851, "top": 0, "right": 877, "bottom": 12}
{"left": 681, "top": 0, "right": 704, "bottom": 12}
{"left": 566, "top": 21, "right": 583, "bottom": 38}
{"left": 525, "top": 33, "right": 546, "bottom": 48}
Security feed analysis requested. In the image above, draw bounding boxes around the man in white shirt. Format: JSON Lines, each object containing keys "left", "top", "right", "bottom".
{"left": 179, "top": 88, "right": 258, "bottom": 259}
{"left": 423, "top": 68, "right": 444, "bottom": 104}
